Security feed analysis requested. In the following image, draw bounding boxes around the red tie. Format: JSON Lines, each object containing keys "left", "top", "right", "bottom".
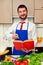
{"left": 20, "top": 22, "right": 25, "bottom": 30}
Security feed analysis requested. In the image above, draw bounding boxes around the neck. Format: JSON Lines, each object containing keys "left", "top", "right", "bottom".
{"left": 20, "top": 19, "right": 26, "bottom": 23}
{"left": 21, "top": 20, "right": 25, "bottom": 22}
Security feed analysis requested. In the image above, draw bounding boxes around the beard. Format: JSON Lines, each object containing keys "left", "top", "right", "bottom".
{"left": 19, "top": 14, "right": 27, "bottom": 20}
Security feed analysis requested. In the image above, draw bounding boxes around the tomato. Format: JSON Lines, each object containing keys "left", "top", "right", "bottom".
{"left": 15, "top": 60, "right": 28, "bottom": 65}
{"left": 15, "top": 60, "right": 20, "bottom": 65}
{"left": 23, "top": 60, "right": 28, "bottom": 65}
{"left": 20, "top": 62, "right": 25, "bottom": 65}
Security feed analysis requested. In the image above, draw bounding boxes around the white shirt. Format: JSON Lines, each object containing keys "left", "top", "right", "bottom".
{"left": 4, "top": 19, "right": 37, "bottom": 46}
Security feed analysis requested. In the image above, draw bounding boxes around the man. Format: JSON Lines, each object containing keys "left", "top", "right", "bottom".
{"left": 4, "top": 4, "right": 37, "bottom": 55}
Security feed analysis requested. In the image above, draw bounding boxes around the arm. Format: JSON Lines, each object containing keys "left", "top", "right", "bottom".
{"left": 32, "top": 24, "right": 37, "bottom": 47}
{"left": 4, "top": 22, "right": 18, "bottom": 40}
{"left": 28, "top": 22, "right": 37, "bottom": 47}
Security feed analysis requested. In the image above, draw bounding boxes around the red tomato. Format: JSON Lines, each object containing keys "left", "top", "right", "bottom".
{"left": 15, "top": 60, "right": 29, "bottom": 65}
{"left": 23, "top": 60, "right": 28, "bottom": 65}
{"left": 20, "top": 62, "right": 25, "bottom": 65}
{"left": 15, "top": 60, "right": 20, "bottom": 65}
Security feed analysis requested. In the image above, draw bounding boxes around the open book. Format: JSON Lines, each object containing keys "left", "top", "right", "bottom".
{"left": 13, "top": 40, "right": 34, "bottom": 50}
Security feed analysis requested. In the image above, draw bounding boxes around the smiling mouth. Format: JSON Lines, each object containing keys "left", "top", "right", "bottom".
{"left": 21, "top": 14, "right": 26, "bottom": 16}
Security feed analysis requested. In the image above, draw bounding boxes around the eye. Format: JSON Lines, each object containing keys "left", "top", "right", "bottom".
{"left": 19, "top": 11, "right": 22, "bottom": 13}
{"left": 23, "top": 10, "right": 26, "bottom": 12}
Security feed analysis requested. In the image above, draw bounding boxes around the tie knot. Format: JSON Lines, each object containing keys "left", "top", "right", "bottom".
{"left": 20, "top": 22, "right": 25, "bottom": 30}
{"left": 20, "top": 22, "right": 25, "bottom": 24}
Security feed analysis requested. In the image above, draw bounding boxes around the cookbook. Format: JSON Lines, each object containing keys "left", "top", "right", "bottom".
{"left": 13, "top": 40, "right": 34, "bottom": 50}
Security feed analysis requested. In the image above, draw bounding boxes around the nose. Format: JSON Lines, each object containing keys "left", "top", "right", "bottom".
{"left": 21, "top": 11, "right": 24, "bottom": 15}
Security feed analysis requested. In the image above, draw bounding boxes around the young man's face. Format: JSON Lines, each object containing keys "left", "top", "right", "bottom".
{"left": 18, "top": 8, "right": 28, "bottom": 20}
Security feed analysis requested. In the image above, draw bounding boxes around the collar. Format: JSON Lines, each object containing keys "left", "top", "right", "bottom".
{"left": 19, "top": 19, "right": 29, "bottom": 23}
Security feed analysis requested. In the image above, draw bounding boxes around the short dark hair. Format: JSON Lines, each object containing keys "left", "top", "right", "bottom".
{"left": 17, "top": 4, "right": 27, "bottom": 12}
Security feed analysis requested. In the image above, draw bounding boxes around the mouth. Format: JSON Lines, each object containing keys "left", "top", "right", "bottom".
{"left": 21, "top": 14, "right": 26, "bottom": 17}
{"left": 19, "top": 14, "right": 27, "bottom": 20}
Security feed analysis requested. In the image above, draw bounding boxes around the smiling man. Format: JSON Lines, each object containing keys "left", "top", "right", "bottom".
{"left": 4, "top": 4, "right": 37, "bottom": 55}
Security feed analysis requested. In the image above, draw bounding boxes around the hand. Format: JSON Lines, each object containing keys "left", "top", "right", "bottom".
{"left": 21, "top": 48, "right": 29, "bottom": 53}
{"left": 12, "top": 34, "right": 19, "bottom": 39}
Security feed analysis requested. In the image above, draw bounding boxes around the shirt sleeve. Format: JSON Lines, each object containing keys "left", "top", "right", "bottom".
{"left": 28, "top": 22, "right": 37, "bottom": 47}
{"left": 3, "top": 22, "right": 17, "bottom": 40}
{"left": 32, "top": 24, "right": 37, "bottom": 47}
